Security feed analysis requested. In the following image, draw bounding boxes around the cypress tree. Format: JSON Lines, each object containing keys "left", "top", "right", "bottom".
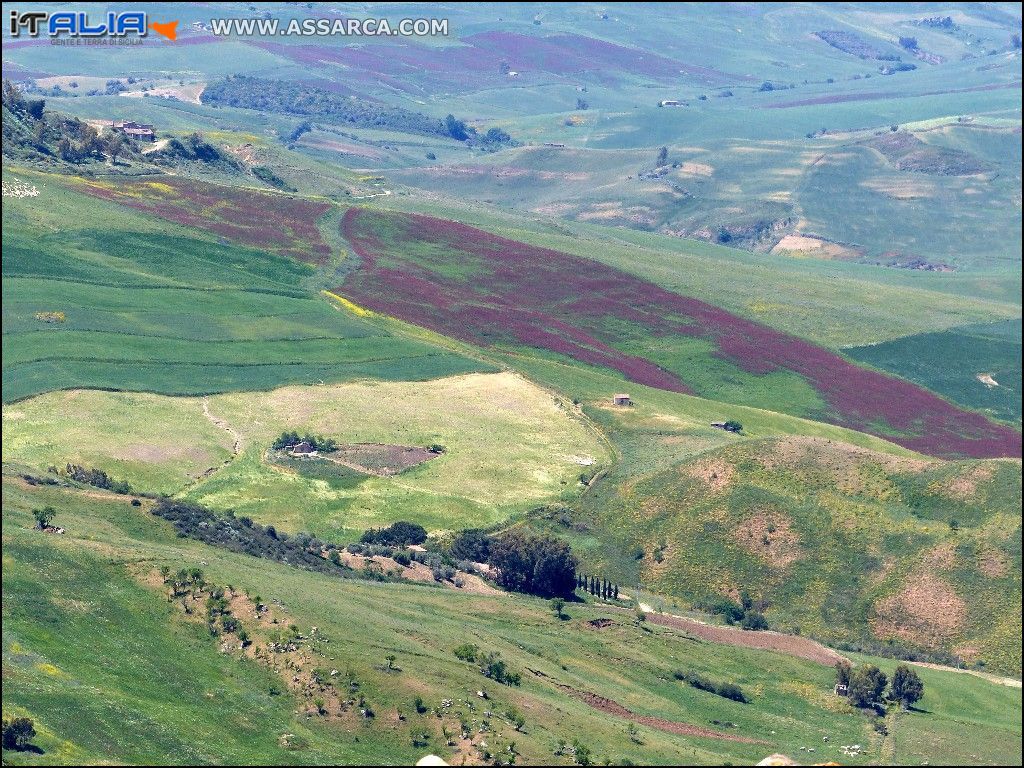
{"left": 614, "top": 584, "right": 619, "bottom": 600}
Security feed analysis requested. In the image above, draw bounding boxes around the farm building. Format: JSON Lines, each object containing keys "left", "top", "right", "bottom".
{"left": 612, "top": 393, "right": 632, "bottom": 406}
{"left": 658, "top": 99, "right": 684, "bottom": 107}
{"left": 289, "top": 441, "right": 318, "bottom": 457}
{"left": 111, "top": 120, "right": 156, "bottom": 141}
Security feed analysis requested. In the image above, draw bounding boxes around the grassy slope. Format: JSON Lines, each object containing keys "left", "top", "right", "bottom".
{"left": 1, "top": 168, "right": 489, "bottom": 403}
{"left": 560, "top": 435, "right": 1022, "bottom": 675}
{"left": 2, "top": 473, "right": 1021, "bottom": 767}
{"left": 2, "top": 372, "right": 610, "bottom": 539}
{"left": 845, "top": 318, "right": 1022, "bottom": 425}
{"left": 489, "top": 351, "right": 1023, "bottom": 674}
{"left": 372, "top": 194, "right": 1021, "bottom": 348}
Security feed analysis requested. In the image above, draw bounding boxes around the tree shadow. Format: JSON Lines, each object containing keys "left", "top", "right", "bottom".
{"left": 7, "top": 744, "right": 45, "bottom": 755}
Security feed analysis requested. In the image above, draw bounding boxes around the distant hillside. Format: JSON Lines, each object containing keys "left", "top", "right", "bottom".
{"left": 2, "top": 79, "right": 140, "bottom": 167}
{"left": 567, "top": 435, "right": 1023, "bottom": 675}
{"left": 201, "top": 75, "right": 517, "bottom": 148}
{"left": 338, "top": 207, "right": 1021, "bottom": 459}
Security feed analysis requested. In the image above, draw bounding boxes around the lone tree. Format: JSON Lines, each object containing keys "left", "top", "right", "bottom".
{"left": 656, "top": 146, "right": 669, "bottom": 166}
{"left": 890, "top": 665, "right": 924, "bottom": 709}
{"left": 835, "top": 659, "right": 852, "bottom": 689}
{"left": 848, "top": 664, "right": 888, "bottom": 709}
{"left": 2, "top": 716, "right": 36, "bottom": 751}
{"left": 550, "top": 597, "right": 567, "bottom": 619}
{"left": 723, "top": 420, "right": 743, "bottom": 433}
{"left": 32, "top": 506, "right": 55, "bottom": 529}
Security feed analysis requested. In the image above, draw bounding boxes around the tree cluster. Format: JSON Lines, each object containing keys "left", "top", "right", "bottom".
{"left": 151, "top": 498, "right": 356, "bottom": 579}
{"left": 577, "top": 574, "right": 619, "bottom": 600}
{"left": 488, "top": 530, "right": 578, "bottom": 598}
{"left": 449, "top": 528, "right": 491, "bottom": 563}
{"left": 149, "top": 133, "right": 241, "bottom": 172}
{"left": 202, "top": 76, "right": 517, "bottom": 148}
{"left": 64, "top": 464, "right": 132, "bottom": 494}
{"left": 271, "top": 431, "right": 338, "bottom": 452}
{"left": 1, "top": 717, "right": 36, "bottom": 751}
{"left": 360, "top": 520, "right": 428, "bottom": 547}
{"left": 835, "top": 660, "right": 924, "bottom": 710}
{"left": 674, "top": 670, "right": 748, "bottom": 703}
{"left": 694, "top": 591, "right": 769, "bottom": 630}
{"left": 2, "top": 79, "right": 139, "bottom": 166}
{"left": 451, "top": 643, "right": 521, "bottom": 686}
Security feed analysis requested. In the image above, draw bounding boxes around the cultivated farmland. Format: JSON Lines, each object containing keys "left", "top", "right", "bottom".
{"left": 339, "top": 207, "right": 1021, "bottom": 459}
{"left": 1, "top": 174, "right": 487, "bottom": 402}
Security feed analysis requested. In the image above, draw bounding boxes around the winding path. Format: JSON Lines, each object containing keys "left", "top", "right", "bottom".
{"left": 194, "top": 398, "right": 243, "bottom": 483}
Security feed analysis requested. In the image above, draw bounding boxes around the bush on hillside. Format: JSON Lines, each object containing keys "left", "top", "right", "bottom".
{"left": 2, "top": 716, "right": 36, "bottom": 751}
{"left": 271, "top": 431, "right": 338, "bottom": 452}
{"left": 360, "top": 521, "right": 427, "bottom": 547}
{"left": 889, "top": 664, "right": 924, "bottom": 708}
{"left": 674, "top": 670, "right": 748, "bottom": 702}
{"left": 449, "top": 528, "right": 491, "bottom": 562}
{"left": 848, "top": 664, "right": 887, "bottom": 708}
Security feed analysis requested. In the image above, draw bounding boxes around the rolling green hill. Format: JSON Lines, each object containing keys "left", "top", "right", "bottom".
{"left": 1, "top": 170, "right": 488, "bottom": 403}
{"left": 2, "top": 3, "right": 1022, "bottom": 764}
{"left": 3, "top": 470, "right": 1021, "bottom": 766}
{"left": 550, "top": 434, "right": 1023, "bottom": 675}
{"left": 846, "top": 319, "right": 1022, "bottom": 425}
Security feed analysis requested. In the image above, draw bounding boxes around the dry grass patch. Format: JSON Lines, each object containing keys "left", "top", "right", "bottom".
{"left": 871, "top": 573, "right": 966, "bottom": 648}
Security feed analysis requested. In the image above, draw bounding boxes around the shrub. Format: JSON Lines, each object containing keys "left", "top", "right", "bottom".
{"left": 392, "top": 550, "right": 411, "bottom": 567}
{"left": 450, "top": 528, "right": 491, "bottom": 562}
{"left": 740, "top": 611, "right": 768, "bottom": 631}
{"left": 835, "top": 660, "right": 852, "bottom": 688}
{"left": 2, "top": 717, "right": 36, "bottom": 751}
{"left": 572, "top": 739, "right": 592, "bottom": 766}
{"left": 271, "top": 431, "right": 337, "bottom": 452}
{"left": 32, "top": 506, "right": 55, "bottom": 529}
{"left": 694, "top": 595, "right": 745, "bottom": 624}
{"left": 674, "top": 670, "right": 748, "bottom": 702}
{"left": 64, "top": 463, "right": 131, "bottom": 494}
{"left": 454, "top": 643, "right": 479, "bottom": 662}
{"left": 550, "top": 597, "right": 567, "bottom": 619}
{"left": 477, "top": 651, "right": 521, "bottom": 686}
{"left": 252, "top": 165, "right": 295, "bottom": 191}
{"left": 151, "top": 499, "right": 354, "bottom": 579}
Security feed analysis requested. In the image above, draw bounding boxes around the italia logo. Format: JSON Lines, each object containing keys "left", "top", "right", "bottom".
{"left": 9, "top": 10, "right": 178, "bottom": 40}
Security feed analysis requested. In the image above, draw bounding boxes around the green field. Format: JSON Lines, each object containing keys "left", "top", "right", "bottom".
{"left": 3, "top": 472, "right": 1021, "bottom": 766}
{"left": 2, "top": 372, "right": 610, "bottom": 538}
{"left": 1, "top": 171, "right": 489, "bottom": 403}
{"left": 846, "top": 319, "right": 1023, "bottom": 425}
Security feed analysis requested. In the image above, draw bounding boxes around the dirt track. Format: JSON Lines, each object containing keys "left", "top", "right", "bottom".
{"left": 614, "top": 605, "right": 844, "bottom": 666}
{"left": 557, "top": 684, "right": 768, "bottom": 744}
